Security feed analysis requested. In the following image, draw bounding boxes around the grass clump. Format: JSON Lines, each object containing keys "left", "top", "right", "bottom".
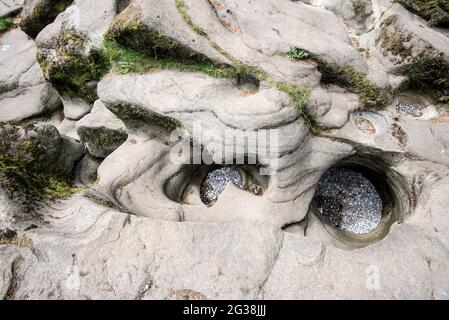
{"left": 377, "top": 14, "right": 449, "bottom": 102}
{"left": 0, "top": 17, "right": 16, "bottom": 32}
{"left": 287, "top": 48, "right": 310, "bottom": 60}
{"left": 101, "top": 40, "right": 250, "bottom": 79}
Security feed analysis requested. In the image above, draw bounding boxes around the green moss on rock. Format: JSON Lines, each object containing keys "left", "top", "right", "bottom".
{"left": 77, "top": 126, "right": 128, "bottom": 158}
{"left": 0, "top": 124, "right": 80, "bottom": 202}
{"left": 353, "top": 0, "right": 367, "bottom": 16}
{"left": 100, "top": 40, "right": 235, "bottom": 78}
{"left": 105, "top": 6, "right": 208, "bottom": 62}
{"left": 38, "top": 29, "right": 111, "bottom": 103}
{"left": 401, "top": 55, "right": 449, "bottom": 102}
{"left": 319, "top": 63, "right": 390, "bottom": 109}
{"left": 377, "top": 15, "right": 413, "bottom": 60}
{"left": 108, "top": 103, "right": 181, "bottom": 131}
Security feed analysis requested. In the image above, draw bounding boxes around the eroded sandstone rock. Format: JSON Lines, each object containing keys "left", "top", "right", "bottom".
{"left": 0, "top": 0, "right": 448, "bottom": 301}
{"left": 0, "top": 29, "right": 61, "bottom": 122}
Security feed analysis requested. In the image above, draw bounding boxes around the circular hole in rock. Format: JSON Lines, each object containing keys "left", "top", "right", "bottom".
{"left": 314, "top": 167, "right": 382, "bottom": 234}
{"left": 310, "top": 156, "right": 410, "bottom": 247}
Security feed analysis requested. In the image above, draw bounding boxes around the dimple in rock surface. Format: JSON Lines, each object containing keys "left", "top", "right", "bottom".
{"left": 314, "top": 168, "right": 383, "bottom": 234}
{"left": 396, "top": 103, "right": 423, "bottom": 117}
{"left": 355, "top": 117, "right": 376, "bottom": 134}
{"left": 200, "top": 167, "right": 244, "bottom": 206}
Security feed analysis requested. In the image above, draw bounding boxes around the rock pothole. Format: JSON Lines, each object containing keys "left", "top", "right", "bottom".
{"left": 314, "top": 167, "right": 383, "bottom": 235}
{"left": 310, "top": 156, "right": 410, "bottom": 247}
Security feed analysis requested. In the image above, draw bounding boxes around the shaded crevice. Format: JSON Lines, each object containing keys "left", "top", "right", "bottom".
{"left": 4, "top": 256, "right": 24, "bottom": 300}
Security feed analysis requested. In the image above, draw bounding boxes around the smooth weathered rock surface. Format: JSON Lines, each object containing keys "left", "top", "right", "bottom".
{"left": 62, "top": 97, "right": 92, "bottom": 120}
{"left": 0, "top": 29, "right": 61, "bottom": 122}
{"left": 0, "top": 0, "right": 449, "bottom": 301}
{"left": 0, "top": 0, "right": 23, "bottom": 18}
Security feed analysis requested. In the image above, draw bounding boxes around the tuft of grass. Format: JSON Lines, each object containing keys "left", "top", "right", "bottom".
{"left": 0, "top": 17, "right": 16, "bottom": 32}
{"left": 287, "top": 48, "right": 310, "bottom": 60}
{"left": 101, "top": 40, "right": 235, "bottom": 77}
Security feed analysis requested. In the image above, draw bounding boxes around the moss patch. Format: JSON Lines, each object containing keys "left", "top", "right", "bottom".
{"left": 401, "top": 55, "right": 449, "bottom": 102}
{"left": 353, "top": 0, "right": 367, "bottom": 16}
{"left": 78, "top": 126, "right": 128, "bottom": 158}
{"left": 38, "top": 30, "right": 111, "bottom": 103}
{"left": 319, "top": 63, "right": 390, "bottom": 109}
{"left": 0, "top": 124, "right": 80, "bottom": 202}
{"left": 100, "top": 40, "right": 234, "bottom": 77}
{"left": 105, "top": 5, "right": 208, "bottom": 62}
{"left": 275, "top": 83, "right": 321, "bottom": 131}
{"left": 108, "top": 103, "right": 181, "bottom": 131}
{"left": 377, "top": 15, "right": 414, "bottom": 60}
{"left": 396, "top": 0, "right": 449, "bottom": 26}
{"left": 175, "top": 0, "right": 206, "bottom": 35}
